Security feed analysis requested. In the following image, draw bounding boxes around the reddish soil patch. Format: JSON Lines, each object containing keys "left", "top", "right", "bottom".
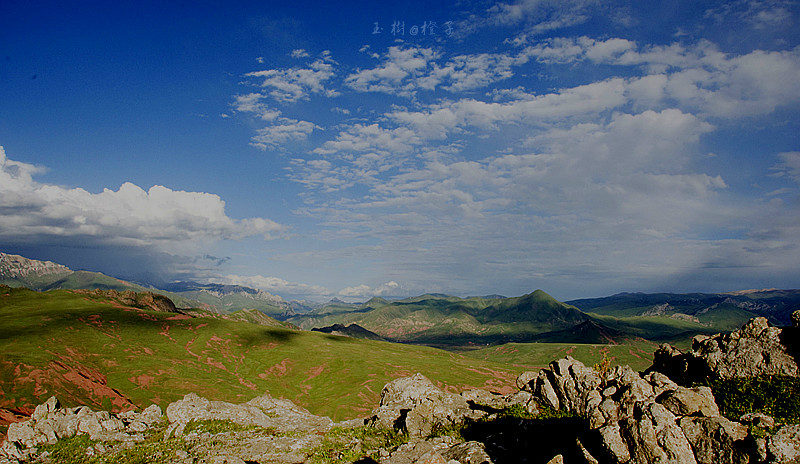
{"left": 159, "top": 324, "right": 175, "bottom": 341}
{"left": 166, "top": 314, "right": 191, "bottom": 320}
{"left": 11, "top": 360, "right": 136, "bottom": 413}
{"left": 128, "top": 374, "right": 155, "bottom": 388}
{"left": 259, "top": 359, "right": 292, "bottom": 378}
{"left": 306, "top": 364, "right": 327, "bottom": 380}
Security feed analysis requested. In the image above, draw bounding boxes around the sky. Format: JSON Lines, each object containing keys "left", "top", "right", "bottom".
{"left": 1, "top": 0, "right": 799, "bottom": 302}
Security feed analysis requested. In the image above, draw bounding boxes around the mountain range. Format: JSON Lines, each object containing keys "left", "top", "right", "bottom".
{"left": 3, "top": 251, "right": 800, "bottom": 348}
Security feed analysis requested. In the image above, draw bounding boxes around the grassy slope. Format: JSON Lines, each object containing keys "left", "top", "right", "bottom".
{"left": 461, "top": 340, "right": 658, "bottom": 373}
{"left": 0, "top": 287, "right": 517, "bottom": 421}
{"left": 172, "top": 290, "right": 285, "bottom": 315}
{"left": 289, "top": 290, "right": 590, "bottom": 346}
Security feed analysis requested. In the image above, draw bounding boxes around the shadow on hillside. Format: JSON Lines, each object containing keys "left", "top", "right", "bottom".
{"left": 460, "top": 416, "right": 603, "bottom": 464}
{"left": 236, "top": 327, "right": 303, "bottom": 346}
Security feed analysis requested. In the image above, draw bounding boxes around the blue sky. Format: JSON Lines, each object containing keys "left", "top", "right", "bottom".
{"left": 1, "top": 0, "right": 799, "bottom": 302}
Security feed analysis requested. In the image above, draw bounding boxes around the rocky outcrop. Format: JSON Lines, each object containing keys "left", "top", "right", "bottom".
{"left": 164, "top": 392, "right": 333, "bottom": 438}
{"left": 519, "top": 356, "right": 794, "bottom": 464}
{"left": 650, "top": 316, "right": 799, "bottom": 384}
{"left": 0, "top": 396, "right": 161, "bottom": 462}
{"left": 369, "top": 373, "right": 486, "bottom": 438}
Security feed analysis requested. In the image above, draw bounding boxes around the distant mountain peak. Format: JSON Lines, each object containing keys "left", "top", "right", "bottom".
{"left": 0, "top": 252, "right": 72, "bottom": 280}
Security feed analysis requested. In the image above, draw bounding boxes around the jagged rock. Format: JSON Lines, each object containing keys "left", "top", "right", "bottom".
{"left": 767, "top": 425, "right": 800, "bottom": 463}
{"left": 679, "top": 416, "right": 750, "bottom": 464}
{"left": 441, "top": 441, "right": 492, "bottom": 463}
{"left": 792, "top": 310, "right": 800, "bottom": 328}
{"left": 621, "top": 402, "right": 698, "bottom": 464}
{"left": 31, "top": 396, "right": 59, "bottom": 422}
{"left": 370, "top": 373, "right": 484, "bottom": 437}
{"left": 597, "top": 423, "right": 630, "bottom": 463}
{"left": 651, "top": 317, "right": 799, "bottom": 383}
{"left": 656, "top": 386, "right": 719, "bottom": 418}
{"left": 515, "top": 371, "right": 538, "bottom": 391}
{"left": 165, "top": 392, "right": 332, "bottom": 437}
{"left": 739, "top": 412, "right": 775, "bottom": 429}
{"left": 545, "top": 455, "right": 564, "bottom": 464}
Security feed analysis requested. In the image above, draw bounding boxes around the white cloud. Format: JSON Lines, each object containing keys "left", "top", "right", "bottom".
{"left": 772, "top": 151, "right": 800, "bottom": 183}
{"left": 231, "top": 93, "right": 281, "bottom": 121}
{"left": 389, "top": 78, "right": 628, "bottom": 138}
{"left": 487, "top": 0, "right": 599, "bottom": 33}
{"left": 290, "top": 49, "right": 310, "bottom": 58}
{"left": 524, "top": 38, "right": 800, "bottom": 117}
{"left": 250, "top": 118, "right": 319, "bottom": 150}
{"left": 313, "top": 123, "right": 421, "bottom": 155}
{"left": 345, "top": 46, "right": 525, "bottom": 96}
{"left": 243, "top": 53, "right": 337, "bottom": 103}
{"left": 0, "top": 146, "right": 284, "bottom": 249}
{"left": 338, "top": 281, "right": 402, "bottom": 299}
{"left": 345, "top": 46, "right": 439, "bottom": 96}
{"left": 220, "top": 274, "right": 332, "bottom": 299}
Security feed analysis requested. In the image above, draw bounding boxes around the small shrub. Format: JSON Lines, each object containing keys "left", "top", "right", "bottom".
{"left": 701, "top": 375, "right": 800, "bottom": 424}
{"left": 593, "top": 351, "right": 613, "bottom": 377}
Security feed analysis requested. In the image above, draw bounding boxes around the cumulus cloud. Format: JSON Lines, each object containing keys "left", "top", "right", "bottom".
{"left": 389, "top": 78, "right": 628, "bottom": 138}
{"left": 524, "top": 38, "right": 800, "bottom": 117}
{"left": 0, "top": 146, "right": 285, "bottom": 249}
{"left": 338, "top": 281, "right": 402, "bottom": 299}
{"left": 220, "top": 274, "right": 332, "bottom": 299}
{"left": 250, "top": 118, "right": 319, "bottom": 150}
{"left": 345, "top": 46, "right": 525, "bottom": 97}
{"left": 772, "top": 151, "right": 800, "bottom": 183}
{"left": 243, "top": 52, "right": 338, "bottom": 103}
{"left": 487, "top": 0, "right": 600, "bottom": 33}
{"left": 346, "top": 46, "right": 440, "bottom": 96}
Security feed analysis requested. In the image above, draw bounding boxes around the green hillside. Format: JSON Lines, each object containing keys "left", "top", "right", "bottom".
{"left": 463, "top": 340, "right": 658, "bottom": 372}
{"left": 0, "top": 286, "right": 518, "bottom": 421}
{"left": 290, "top": 290, "right": 591, "bottom": 348}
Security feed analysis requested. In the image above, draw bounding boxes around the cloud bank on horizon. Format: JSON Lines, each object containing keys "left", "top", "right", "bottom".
{"left": 1, "top": 0, "right": 799, "bottom": 301}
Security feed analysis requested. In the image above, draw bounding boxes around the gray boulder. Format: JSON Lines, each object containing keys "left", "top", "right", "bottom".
{"left": 370, "top": 373, "right": 484, "bottom": 438}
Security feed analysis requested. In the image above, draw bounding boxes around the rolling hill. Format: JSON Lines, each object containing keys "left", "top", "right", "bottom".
{"left": 0, "top": 286, "right": 519, "bottom": 423}
{"left": 288, "top": 290, "right": 593, "bottom": 347}
{"left": 0, "top": 252, "right": 300, "bottom": 315}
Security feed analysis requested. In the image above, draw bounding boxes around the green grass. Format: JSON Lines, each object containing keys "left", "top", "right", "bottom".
{"left": 0, "top": 287, "right": 518, "bottom": 421}
{"left": 182, "top": 419, "right": 263, "bottom": 435}
{"left": 309, "top": 426, "right": 407, "bottom": 464}
{"left": 701, "top": 376, "right": 800, "bottom": 424}
{"left": 34, "top": 434, "right": 98, "bottom": 464}
{"left": 461, "top": 340, "right": 657, "bottom": 372}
